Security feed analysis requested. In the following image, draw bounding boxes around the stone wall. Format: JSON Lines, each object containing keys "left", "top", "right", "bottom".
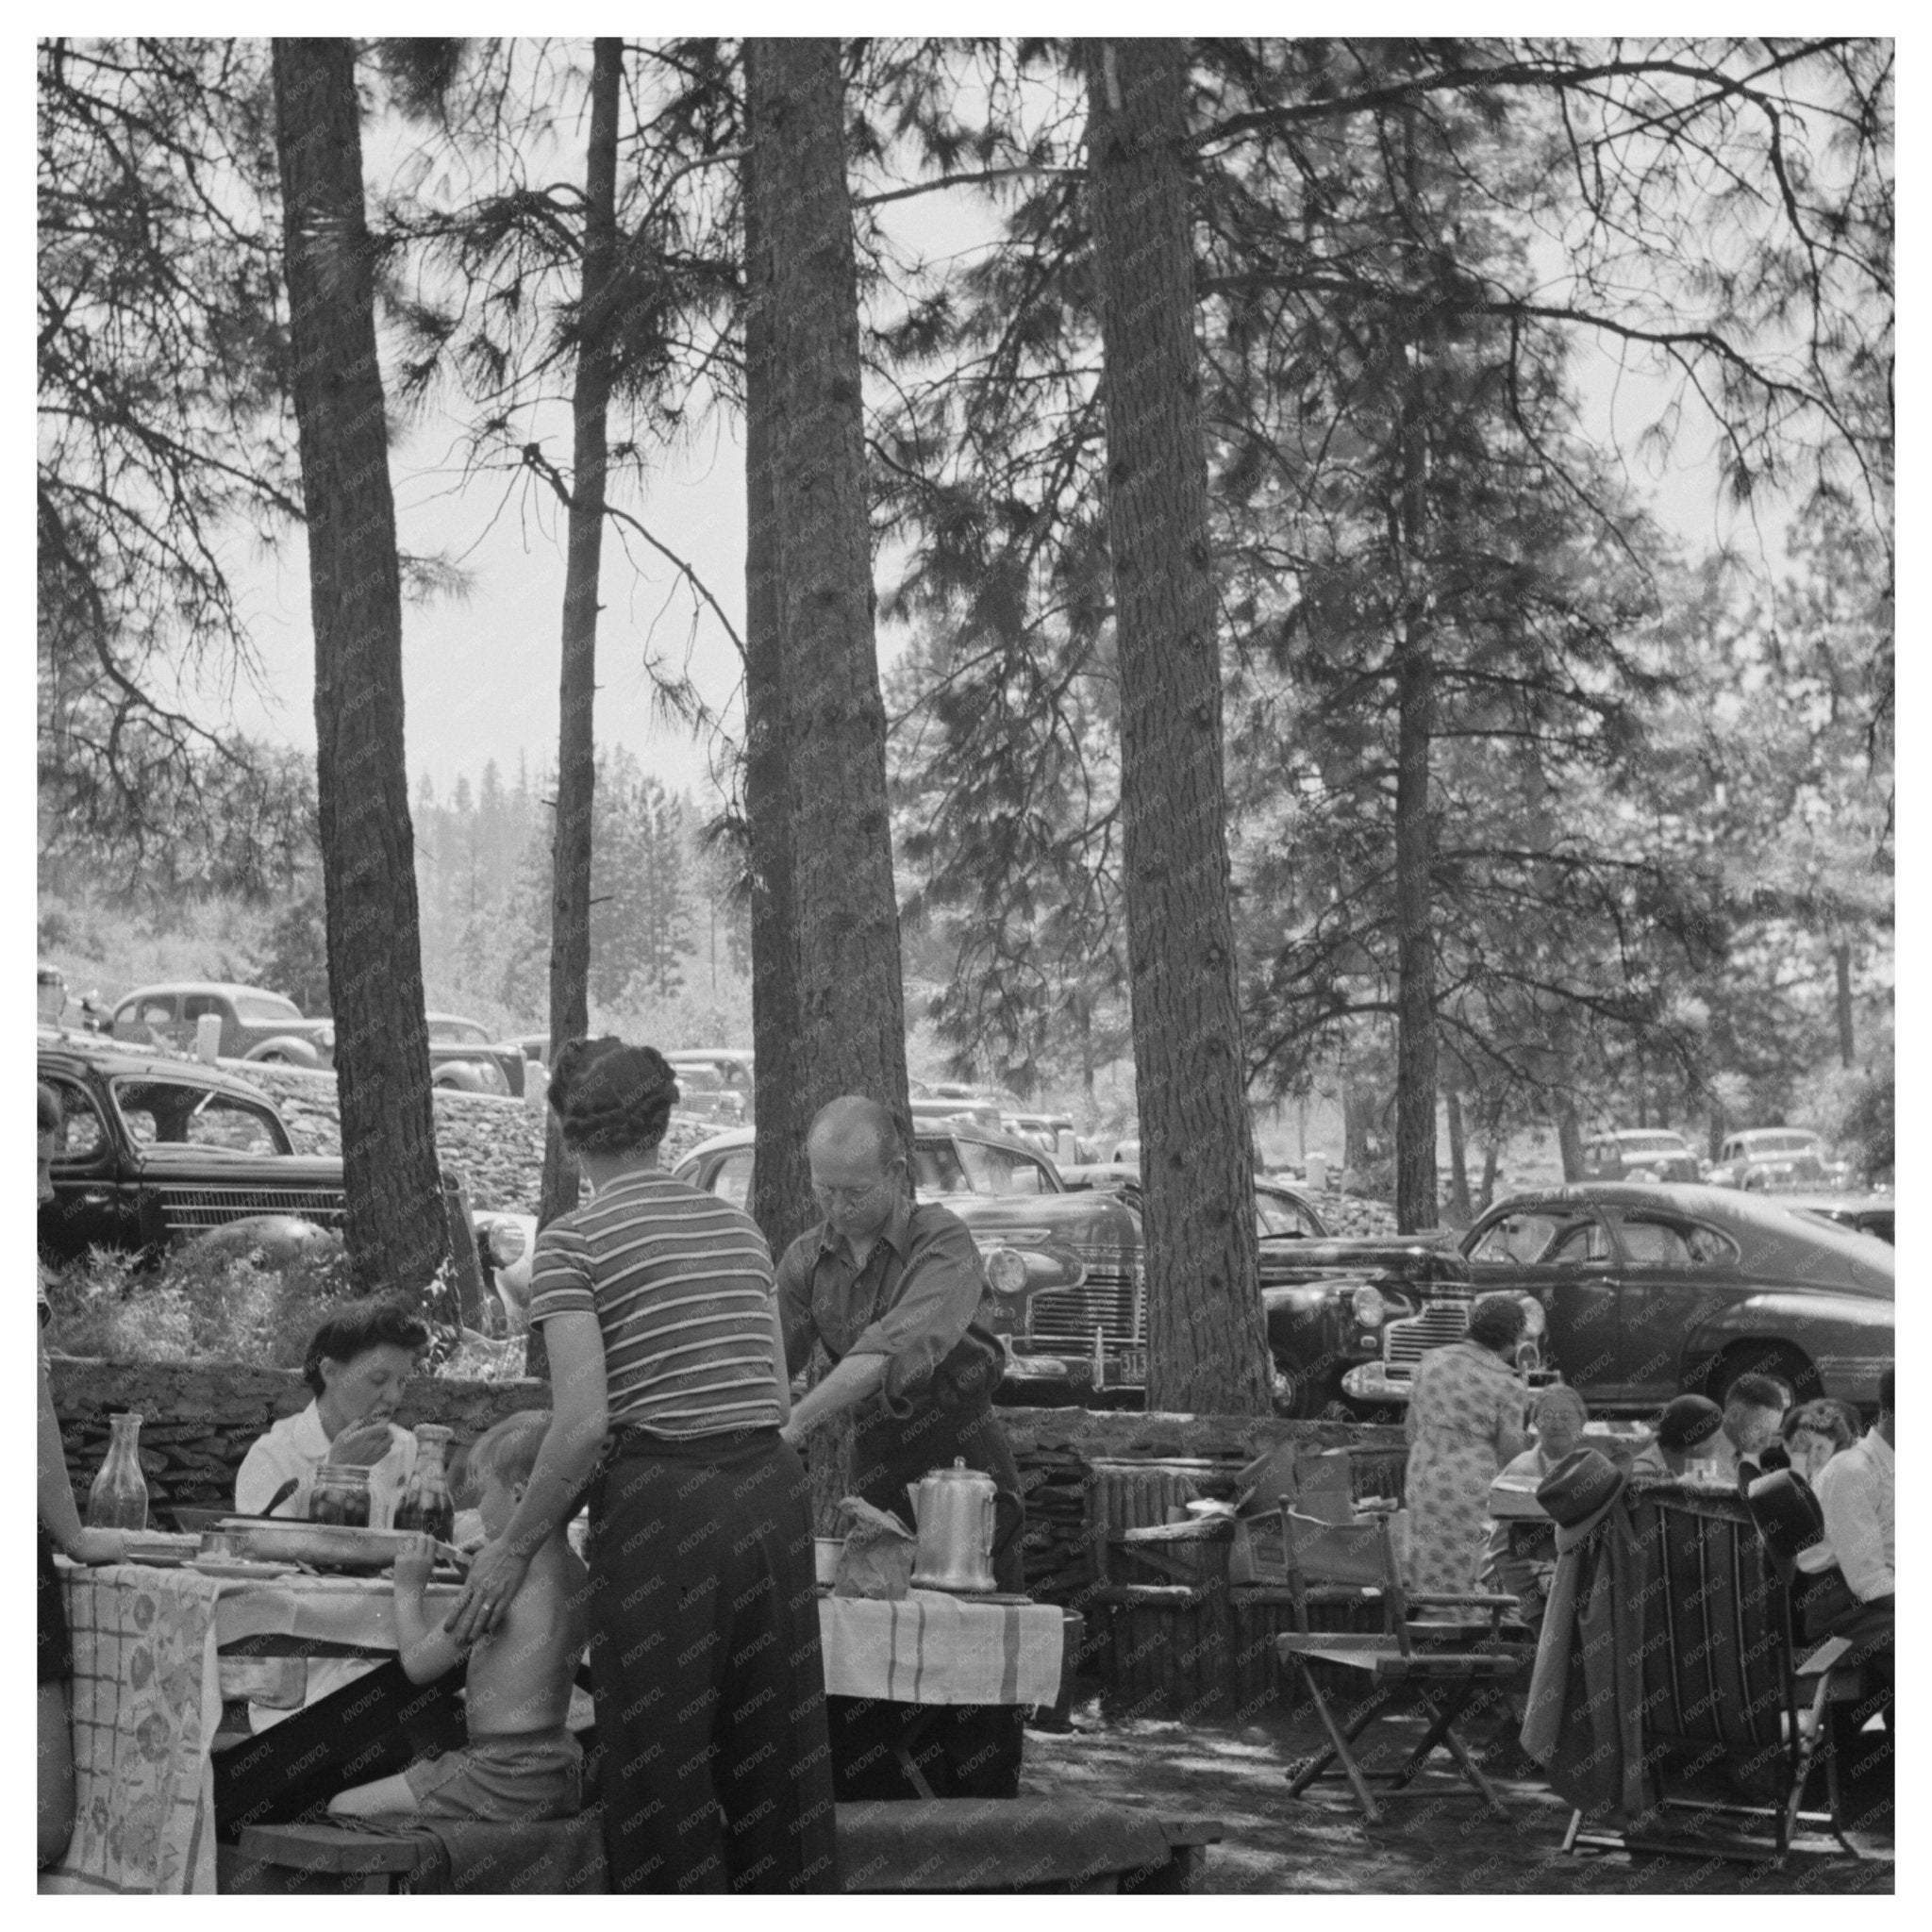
{"left": 49, "top": 1357, "right": 1408, "bottom": 1598}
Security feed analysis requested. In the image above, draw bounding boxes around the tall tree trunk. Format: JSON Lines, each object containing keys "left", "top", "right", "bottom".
{"left": 1088, "top": 40, "right": 1267, "bottom": 1416}
{"left": 525, "top": 37, "right": 620, "bottom": 1379}
{"left": 272, "top": 39, "right": 450, "bottom": 1308}
{"left": 1477, "top": 1136, "right": 1501, "bottom": 1214}
{"left": 1391, "top": 114, "right": 1438, "bottom": 1236}
{"left": 1444, "top": 1076, "right": 1472, "bottom": 1224}
{"left": 539, "top": 34, "right": 622, "bottom": 1228}
{"left": 741, "top": 39, "right": 809, "bottom": 1267}
{"left": 749, "top": 39, "right": 909, "bottom": 1130}
{"left": 1834, "top": 941, "right": 1856, "bottom": 1067}
{"left": 1556, "top": 1105, "right": 1586, "bottom": 1182}
{"left": 747, "top": 39, "right": 910, "bottom": 1520}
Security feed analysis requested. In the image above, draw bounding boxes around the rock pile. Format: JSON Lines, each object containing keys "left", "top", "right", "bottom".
{"left": 236, "top": 1064, "right": 718, "bottom": 1216}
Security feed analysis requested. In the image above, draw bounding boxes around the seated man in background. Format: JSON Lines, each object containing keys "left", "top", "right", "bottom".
{"left": 1713, "top": 1373, "right": 1792, "bottom": 1490}
{"left": 1813, "top": 1367, "right": 1893, "bottom": 1691}
{"left": 1629, "top": 1393, "right": 1724, "bottom": 1479}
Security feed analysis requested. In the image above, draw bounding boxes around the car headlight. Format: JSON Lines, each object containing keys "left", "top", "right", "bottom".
{"left": 1351, "top": 1284, "right": 1388, "bottom": 1328}
{"left": 485, "top": 1222, "right": 527, "bottom": 1267}
{"left": 1518, "top": 1294, "right": 1546, "bottom": 1338}
{"left": 985, "top": 1247, "right": 1029, "bottom": 1295}
{"left": 318, "top": 1026, "right": 335, "bottom": 1052}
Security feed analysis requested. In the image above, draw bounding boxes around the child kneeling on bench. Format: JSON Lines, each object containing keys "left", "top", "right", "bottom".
{"left": 331, "top": 1410, "right": 590, "bottom": 1823}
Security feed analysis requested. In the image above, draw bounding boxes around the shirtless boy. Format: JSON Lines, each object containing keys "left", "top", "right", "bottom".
{"left": 329, "top": 1409, "right": 591, "bottom": 1823}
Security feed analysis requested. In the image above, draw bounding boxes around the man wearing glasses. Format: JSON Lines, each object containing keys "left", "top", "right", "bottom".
{"left": 775, "top": 1094, "right": 1025, "bottom": 1592}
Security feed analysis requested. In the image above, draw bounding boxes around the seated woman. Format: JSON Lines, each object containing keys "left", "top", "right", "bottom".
{"left": 1628, "top": 1393, "right": 1724, "bottom": 1479}
{"left": 236, "top": 1296, "right": 427, "bottom": 1524}
{"left": 1483, "top": 1384, "right": 1588, "bottom": 1630}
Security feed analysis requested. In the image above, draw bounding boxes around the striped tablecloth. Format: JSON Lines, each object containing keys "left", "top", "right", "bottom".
{"left": 818, "top": 1588, "right": 1064, "bottom": 1707}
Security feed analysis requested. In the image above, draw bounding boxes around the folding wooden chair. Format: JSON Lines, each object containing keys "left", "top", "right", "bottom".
{"left": 1268, "top": 1506, "right": 1525, "bottom": 1824}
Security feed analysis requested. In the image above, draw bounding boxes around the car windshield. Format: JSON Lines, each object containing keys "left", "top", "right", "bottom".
{"left": 1620, "top": 1133, "right": 1687, "bottom": 1153}
{"left": 951, "top": 1139, "right": 1055, "bottom": 1195}
{"left": 109, "top": 1078, "right": 291, "bottom": 1155}
{"left": 232, "top": 992, "right": 303, "bottom": 1023}
{"left": 1257, "top": 1190, "right": 1321, "bottom": 1238}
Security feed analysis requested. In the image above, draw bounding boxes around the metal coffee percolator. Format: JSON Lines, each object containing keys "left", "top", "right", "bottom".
{"left": 908, "top": 1457, "right": 998, "bottom": 1593}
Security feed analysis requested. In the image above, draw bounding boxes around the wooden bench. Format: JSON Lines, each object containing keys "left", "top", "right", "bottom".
{"left": 228, "top": 1798, "right": 1222, "bottom": 1894}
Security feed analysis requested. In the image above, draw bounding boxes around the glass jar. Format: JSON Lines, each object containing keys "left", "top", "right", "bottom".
{"left": 87, "top": 1410, "right": 150, "bottom": 1531}
{"left": 308, "top": 1463, "right": 373, "bottom": 1528}
{"left": 393, "top": 1424, "right": 455, "bottom": 1543}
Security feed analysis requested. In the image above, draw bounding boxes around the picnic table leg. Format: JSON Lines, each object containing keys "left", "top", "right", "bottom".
{"left": 1288, "top": 1664, "right": 1386, "bottom": 1824}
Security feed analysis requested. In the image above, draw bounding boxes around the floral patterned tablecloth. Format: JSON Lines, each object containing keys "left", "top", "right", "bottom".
{"left": 44, "top": 1563, "right": 226, "bottom": 1896}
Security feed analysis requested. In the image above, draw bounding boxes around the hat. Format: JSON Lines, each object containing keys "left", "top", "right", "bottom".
{"left": 1655, "top": 1394, "right": 1724, "bottom": 1452}
{"left": 1535, "top": 1448, "right": 1628, "bottom": 1553}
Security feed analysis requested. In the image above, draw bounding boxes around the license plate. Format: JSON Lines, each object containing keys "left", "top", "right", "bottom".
{"left": 1113, "top": 1350, "right": 1147, "bottom": 1385}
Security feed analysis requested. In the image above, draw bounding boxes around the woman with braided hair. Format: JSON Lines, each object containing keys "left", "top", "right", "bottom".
{"left": 441, "top": 1037, "right": 838, "bottom": 1893}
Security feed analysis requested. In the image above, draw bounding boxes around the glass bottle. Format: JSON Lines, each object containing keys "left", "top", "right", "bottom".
{"left": 87, "top": 1411, "right": 150, "bottom": 1531}
{"left": 392, "top": 1424, "right": 455, "bottom": 1542}
{"left": 308, "top": 1463, "right": 373, "bottom": 1528}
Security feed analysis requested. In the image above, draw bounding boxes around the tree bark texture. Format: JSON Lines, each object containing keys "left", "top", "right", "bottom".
{"left": 1087, "top": 40, "right": 1267, "bottom": 1417}
{"left": 1834, "top": 941, "right": 1856, "bottom": 1067}
{"left": 537, "top": 34, "right": 622, "bottom": 1241}
{"left": 741, "top": 40, "right": 811, "bottom": 1267}
{"left": 746, "top": 40, "right": 910, "bottom": 1143}
{"left": 1444, "top": 1078, "right": 1472, "bottom": 1224}
{"left": 271, "top": 39, "right": 450, "bottom": 1306}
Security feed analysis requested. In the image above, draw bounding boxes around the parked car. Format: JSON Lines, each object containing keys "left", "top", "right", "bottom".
{"left": 108, "top": 981, "right": 336, "bottom": 1070}
{"left": 1705, "top": 1127, "right": 1836, "bottom": 1191}
{"left": 1579, "top": 1127, "right": 1700, "bottom": 1184}
{"left": 425, "top": 1013, "right": 525, "bottom": 1097}
{"left": 1773, "top": 1192, "right": 1894, "bottom": 1246}
{"left": 665, "top": 1048, "right": 756, "bottom": 1097}
{"left": 38, "top": 1040, "right": 523, "bottom": 1332}
{"left": 674, "top": 1122, "right": 1143, "bottom": 1397}
{"left": 1335, "top": 1182, "right": 1892, "bottom": 1416}
{"left": 38, "top": 1040, "right": 346, "bottom": 1264}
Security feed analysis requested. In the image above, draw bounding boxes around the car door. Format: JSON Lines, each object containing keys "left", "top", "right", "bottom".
{"left": 1602, "top": 1205, "right": 1741, "bottom": 1406}
{"left": 37, "top": 1071, "right": 137, "bottom": 1262}
{"left": 1462, "top": 1200, "right": 1626, "bottom": 1402}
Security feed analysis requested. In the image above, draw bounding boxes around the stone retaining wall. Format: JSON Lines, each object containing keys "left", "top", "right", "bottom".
{"left": 48, "top": 1357, "right": 1406, "bottom": 1600}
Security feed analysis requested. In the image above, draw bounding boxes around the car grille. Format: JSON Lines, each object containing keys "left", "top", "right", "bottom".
{"left": 158, "top": 1184, "right": 348, "bottom": 1238}
{"left": 1381, "top": 1299, "right": 1473, "bottom": 1368}
{"left": 1024, "top": 1270, "right": 1143, "bottom": 1350}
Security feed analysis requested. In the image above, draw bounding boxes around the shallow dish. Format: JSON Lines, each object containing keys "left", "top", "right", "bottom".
{"left": 192, "top": 1555, "right": 299, "bottom": 1580}
{"left": 123, "top": 1532, "right": 200, "bottom": 1567}
{"left": 216, "top": 1519, "right": 419, "bottom": 1572}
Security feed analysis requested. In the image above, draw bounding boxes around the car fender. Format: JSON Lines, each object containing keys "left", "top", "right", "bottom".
{"left": 1681, "top": 1286, "right": 1894, "bottom": 1393}
{"left": 433, "top": 1060, "right": 488, "bottom": 1091}
{"left": 243, "top": 1035, "right": 323, "bottom": 1068}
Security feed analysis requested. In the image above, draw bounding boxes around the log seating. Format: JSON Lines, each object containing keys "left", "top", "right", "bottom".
{"left": 226, "top": 1799, "right": 1223, "bottom": 1894}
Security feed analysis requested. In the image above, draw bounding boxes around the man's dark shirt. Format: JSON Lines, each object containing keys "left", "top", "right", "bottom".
{"left": 775, "top": 1191, "right": 1003, "bottom": 1417}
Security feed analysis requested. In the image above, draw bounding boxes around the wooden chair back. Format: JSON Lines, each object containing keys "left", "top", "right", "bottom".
{"left": 1278, "top": 1507, "right": 1410, "bottom": 1655}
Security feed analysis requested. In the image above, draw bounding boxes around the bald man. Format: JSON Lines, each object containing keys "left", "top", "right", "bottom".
{"left": 775, "top": 1096, "right": 1025, "bottom": 1594}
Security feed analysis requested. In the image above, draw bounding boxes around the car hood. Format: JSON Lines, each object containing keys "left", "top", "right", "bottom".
{"left": 941, "top": 1190, "right": 1140, "bottom": 1250}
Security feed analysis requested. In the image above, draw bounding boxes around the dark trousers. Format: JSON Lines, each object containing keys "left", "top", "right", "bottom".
{"left": 588, "top": 1428, "right": 840, "bottom": 1894}
{"left": 212, "top": 1657, "right": 468, "bottom": 1835}
{"left": 851, "top": 1397, "right": 1026, "bottom": 1594}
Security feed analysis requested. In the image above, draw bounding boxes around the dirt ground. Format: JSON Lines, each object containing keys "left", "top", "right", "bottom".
{"left": 1018, "top": 1696, "right": 1894, "bottom": 1896}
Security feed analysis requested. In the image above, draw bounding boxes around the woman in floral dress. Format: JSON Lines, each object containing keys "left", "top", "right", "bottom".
{"left": 1404, "top": 1294, "right": 1532, "bottom": 1595}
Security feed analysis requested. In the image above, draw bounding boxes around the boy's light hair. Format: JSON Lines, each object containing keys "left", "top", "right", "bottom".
{"left": 471, "top": 1408, "right": 552, "bottom": 1489}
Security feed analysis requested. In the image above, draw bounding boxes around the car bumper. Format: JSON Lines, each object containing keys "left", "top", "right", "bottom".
{"left": 999, "top": 1344, "right": 1146, "bottom": 1393}
{"left": 1342, "top": 1359, "right": 1559, "bottom": 1403}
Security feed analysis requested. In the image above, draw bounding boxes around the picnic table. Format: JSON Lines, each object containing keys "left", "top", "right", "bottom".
{"left": 43, "top": 1561, "right": 1065, "bottom": 1895}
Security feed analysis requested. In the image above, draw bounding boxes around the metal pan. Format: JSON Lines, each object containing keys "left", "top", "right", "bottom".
{"left": 215, "top": 1519, "right": 422, "bottom": 1572}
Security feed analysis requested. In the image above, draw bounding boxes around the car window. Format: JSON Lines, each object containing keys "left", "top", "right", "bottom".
{"left": 1257, "top": 1191, "right": 1321, "bottom": 1239}
{"left": 952, "top": 1139, "right": 1052, "bottom": 1195}
{"left": 181, "top": 992, "right": 228, "bottom": 1022}
{"left": 231, "top": 992, "right": 302, "bottom": 1023}
{"left": 1612, "top": 1216, "right": 1692, "bottom": 1268}
{"left": 1468, "top": 1207, "right": 1605, "bottom": 1266}
{"left": 129, "top": 995, "right": 176, "bottom": 1027}
{"left": 181, "top": 1092, "right": 282, "bottom": 1156}
{"left": 709, "top": 1150, "right": 752, "bottom": 1208}
{"left": 43, "top": 1077, "right": 108, "bottom": 1161}
{"left": 910, "top": 1141, "right": 971, "bottom": 1194}
{"left": 110, "top": 1077, "right": 288, "bottom": 1153}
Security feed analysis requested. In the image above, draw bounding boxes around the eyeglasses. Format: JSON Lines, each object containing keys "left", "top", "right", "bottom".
{"left": 811, "top": 1174, "right": 891, "bottom": 1208}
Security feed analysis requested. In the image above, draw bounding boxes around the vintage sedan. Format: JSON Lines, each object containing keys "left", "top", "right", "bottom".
{"left": 108, "top": 980, "right": 336, "bottom": 1069}
{"left": 38, "top": 1041, "right": 346, "bottom": 1264}
{"left": 425, "top": 1012, "right": 525, "bottom": 1097}
{"left": 1339, "top": 1182, "right": 1892, "bottom": 1415}
{"left": 674, "top": 1122, "right": 1144, "bottom": 1397}
{"left": 38, "top": 1041, "right": 516, "bottom": 1332}
{"left": 1579, "top": 1127, "right": 1700, "bottom": 1184}
{"left": 1774, "top": 1192, "right": 1894, "bottom": 1246}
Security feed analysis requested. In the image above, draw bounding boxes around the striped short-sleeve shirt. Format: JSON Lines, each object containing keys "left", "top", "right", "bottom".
{"left": 525, "top": 1168, "right": 784, "bottom": 1439}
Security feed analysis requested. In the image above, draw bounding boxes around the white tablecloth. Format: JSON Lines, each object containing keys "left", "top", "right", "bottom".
{"left": 818, "top": 1589, "right": 1064, "bottom": 1707}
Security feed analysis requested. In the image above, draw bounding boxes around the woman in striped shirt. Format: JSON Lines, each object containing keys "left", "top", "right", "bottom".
{"left": 441, "top": 1038, "right": 838, "bottom": 1893}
